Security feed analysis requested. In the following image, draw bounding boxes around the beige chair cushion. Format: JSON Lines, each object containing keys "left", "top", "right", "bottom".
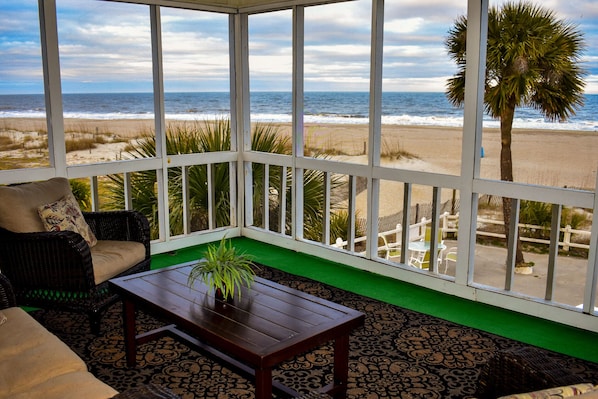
{"left": 38, "top": 192, "right": 97, "bottom": 247}
{"left": 92, "top": 240, "right": 146, "bottom": 284}
{"left": 0, "top": 177, "right": 71, "bottom": 233}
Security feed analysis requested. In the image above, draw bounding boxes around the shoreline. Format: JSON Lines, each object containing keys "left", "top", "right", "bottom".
{"left": 2, "top": 116, "right": 597, "bottom": 137}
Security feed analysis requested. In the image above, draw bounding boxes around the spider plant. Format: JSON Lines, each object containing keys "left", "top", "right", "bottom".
{"left": 187, "top": 236, "right": 256, "bottom": 301}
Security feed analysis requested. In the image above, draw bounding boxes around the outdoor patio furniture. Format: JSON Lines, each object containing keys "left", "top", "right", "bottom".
{"left": 444, "top": 247, "right": 458, "bottom": 273}
{"left": 408, "top": 228, "right": 446, "bottom": 269}
{"left": 379, "top": 234, "right": 401, "bottom": 261}
{"left": 0, "top": 177, "right": 151, "bottom": 333}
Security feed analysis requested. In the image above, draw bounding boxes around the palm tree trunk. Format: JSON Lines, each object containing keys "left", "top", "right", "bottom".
{"left": 500, "top": 106, "right": 525, "bottom": 265}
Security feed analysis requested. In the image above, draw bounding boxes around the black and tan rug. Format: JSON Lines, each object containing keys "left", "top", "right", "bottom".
{"left": 31, "top": 265, "right": 598, "bottom": 399}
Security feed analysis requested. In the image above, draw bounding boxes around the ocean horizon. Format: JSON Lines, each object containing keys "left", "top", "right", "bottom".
{"left": 1, "top": 91, "right": 597, "bottom": 131}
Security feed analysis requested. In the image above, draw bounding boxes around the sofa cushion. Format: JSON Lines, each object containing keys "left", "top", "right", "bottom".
{"left": 0, "top": 307, "right": 75, "bottom": 360}
{"left": 0, "top": 177, "right": 71, "bottom": 233}
{"left": 0, "top": 307, "right": 89, "bottom": 397}
{"left": 497, "top": 383, "right": 598, "bottom": 398}
{"left": 579, "top": 388, "right": 598, "bottom": 398}
{"left": 92, "top": 240, "right": 146, "bottom": 284}
{"left": 0, "top": 307, "right": 118, "bottom": 399}
{"left": 38, "top": 192, "right": 97, "bottom": 247}
{"left": 7, "top": 370, "right": 118, "bottom": 399}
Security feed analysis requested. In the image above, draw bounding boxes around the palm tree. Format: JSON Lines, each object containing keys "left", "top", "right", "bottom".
{"left": 445, "top": 1, "right": 586, "bottom": 266}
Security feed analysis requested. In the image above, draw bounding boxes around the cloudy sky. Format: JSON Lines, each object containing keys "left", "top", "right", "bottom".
{"left": 0, "top": 0, "right": 597, "bottom": 94}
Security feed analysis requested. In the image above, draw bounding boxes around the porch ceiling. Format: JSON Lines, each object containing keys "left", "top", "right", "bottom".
{"left": 154, "top": 0, "right": 350, "bottom": 13}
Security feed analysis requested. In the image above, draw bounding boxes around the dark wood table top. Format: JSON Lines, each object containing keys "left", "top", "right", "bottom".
{"left": 110, "top": 261, "right": 365, "bottom": 369}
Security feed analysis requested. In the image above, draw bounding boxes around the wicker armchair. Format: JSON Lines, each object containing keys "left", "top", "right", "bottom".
{"left": 0, "top": 177, "right": 151, "bottom": 334}
{"left": 0, "top": 273, "right": 17, "bottom": 310}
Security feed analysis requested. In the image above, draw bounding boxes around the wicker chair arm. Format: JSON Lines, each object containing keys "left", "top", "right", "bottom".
{"left": 83, "top": 210, "right": 150, "bottom": 255}
{"left": 0, "top": 227, "right": 96, "bottom": 291}
{"left": 0, "top": 273, "right": 17, "bottom": 310}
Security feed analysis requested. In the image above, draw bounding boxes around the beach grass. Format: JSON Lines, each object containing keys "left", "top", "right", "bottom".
{"left": 381, "top": 138, "right": 416, "bottom": 160}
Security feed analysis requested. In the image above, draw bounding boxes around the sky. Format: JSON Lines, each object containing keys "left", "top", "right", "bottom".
{"left": 0, "top": 0, "right": 597, "bottom": 94}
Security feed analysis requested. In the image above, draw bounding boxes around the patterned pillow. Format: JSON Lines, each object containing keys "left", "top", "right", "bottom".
{"left": 38, "top": 193, "right": 97, "bottom": 247}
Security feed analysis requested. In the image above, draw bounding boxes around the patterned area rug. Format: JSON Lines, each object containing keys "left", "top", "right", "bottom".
{"left": 31, "top": 265, "right": 598, "bottom": 399}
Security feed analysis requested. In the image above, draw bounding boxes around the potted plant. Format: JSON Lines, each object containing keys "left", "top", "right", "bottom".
{"left": 187, "top": 236, "right": 256, "bottom": 302}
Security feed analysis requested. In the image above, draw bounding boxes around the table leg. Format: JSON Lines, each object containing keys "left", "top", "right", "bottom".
{"left": 122, "top": 299, "right": 137, "bottom": 368}
{"left": 254, "top": 367, "right": 273, "bottom": 399}
{"left": 332, "top": 334, "right": 350, "bottom": 398}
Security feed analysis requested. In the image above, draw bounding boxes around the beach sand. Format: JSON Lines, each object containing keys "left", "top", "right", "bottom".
{"left": 2, "top": 117, "right": 597, "bottom": 217}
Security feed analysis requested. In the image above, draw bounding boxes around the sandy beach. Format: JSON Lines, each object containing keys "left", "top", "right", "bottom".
{"left": 2, "top": 117, "right": 597, "bottom": 217}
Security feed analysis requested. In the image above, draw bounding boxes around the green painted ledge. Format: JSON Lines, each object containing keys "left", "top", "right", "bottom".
{"left": 152, "top": 237, "right": 598, "bottom": 364}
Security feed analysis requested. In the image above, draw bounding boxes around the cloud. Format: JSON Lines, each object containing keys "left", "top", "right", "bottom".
{"left": 0, "top": 0, "right": 596, "bottom": 95}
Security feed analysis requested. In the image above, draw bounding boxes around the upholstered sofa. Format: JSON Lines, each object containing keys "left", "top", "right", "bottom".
{"left": 0, "top": 272, "right": 118, "bottom": 398}
{"left": 0, "top": 273, "right": 180, "bottom": 399}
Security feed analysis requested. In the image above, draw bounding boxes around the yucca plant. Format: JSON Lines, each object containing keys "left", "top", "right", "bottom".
{"left": 187, "top": 237, "right": 256, "bottom": 301}
{"left": 105, "top": 119, "right": 349, "bottom": 242}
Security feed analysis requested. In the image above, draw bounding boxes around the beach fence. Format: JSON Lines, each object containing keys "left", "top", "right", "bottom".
{"left": 334, "top": 212, "right": 590, "bottom": 256}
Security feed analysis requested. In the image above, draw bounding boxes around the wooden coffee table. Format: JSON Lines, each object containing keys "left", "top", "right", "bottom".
{"left": 109, "top": 262, "right": 365, "bottom": 398}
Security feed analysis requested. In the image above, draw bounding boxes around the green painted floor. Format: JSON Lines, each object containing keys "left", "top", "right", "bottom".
{"left": 152, "top": 237, "right": 598, "bottom": 364}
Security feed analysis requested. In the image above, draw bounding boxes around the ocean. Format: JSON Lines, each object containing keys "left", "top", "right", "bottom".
{"left": 0, "top": 91, "right": 597, "bottom": 131}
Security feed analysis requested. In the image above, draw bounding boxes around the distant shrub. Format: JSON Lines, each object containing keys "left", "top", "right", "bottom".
{"left": 0, "top": 136, "right": 21, "bottom": 150}
{"left": 65, "top": 138, "right": 97, "bottom": 152}
{"left": 561, "top": 207, "right": 588, "bottom": 230}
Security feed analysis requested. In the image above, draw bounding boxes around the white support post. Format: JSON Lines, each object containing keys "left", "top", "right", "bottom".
{"left": 208, "top": 163, "right": 215, "bottom": 230}
{"left": 365, "top": 0, "right": 384, "bottom": 259}
{"left": 124, "top": 172, "right": 132, "bottom": 211}
{"left": 279, "top": 166, "right": 288, "bottom": 234}
{"left": 347, "top": 175, "right": 357, "bottom": 252}
{"left": 90, "top": 176, "right": 99, "bottom": 211}
{"left": 38, "top": 0, "right": 66, "bottom": 176}
{"left": 263, "top": 165, "right": 269, "bottom": 231}
{"left": 429, "top": 187, "right": 442, "bottom": 273}
{"left": 582, "top": 166, "right": 598, "bottom": 314}
{"left": 231, "top": 13, "right": 251, "bottom": 230}
{"left": 323, "top": 171, "right": 331, "bottom": 245}
{"left": 183, "top": 166, "right": 190, "bottom": 234}
{"left": 292, "top": 6, "right": 305, "bottom": 240}
{"left": 505, "top": 198, "right": 521, "bottom": 291}
{"left": 545, "top": 204, "right": 562, "bottom": 300}
{"left": 150, "top": 4, "right": 168, "bottom": 243}
{"left": 457, "top": 0, "right": 489, "bottom": 285}
{"left": 401, "top": 183, "right": 412, "bottom": 264}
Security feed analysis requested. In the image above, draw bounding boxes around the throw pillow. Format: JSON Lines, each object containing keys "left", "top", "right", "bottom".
{"left": 38, "top": 193, "right": 98, "bottom": 247}
{"left": 0, "top": 311, "right": 6, "bottom": 326}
